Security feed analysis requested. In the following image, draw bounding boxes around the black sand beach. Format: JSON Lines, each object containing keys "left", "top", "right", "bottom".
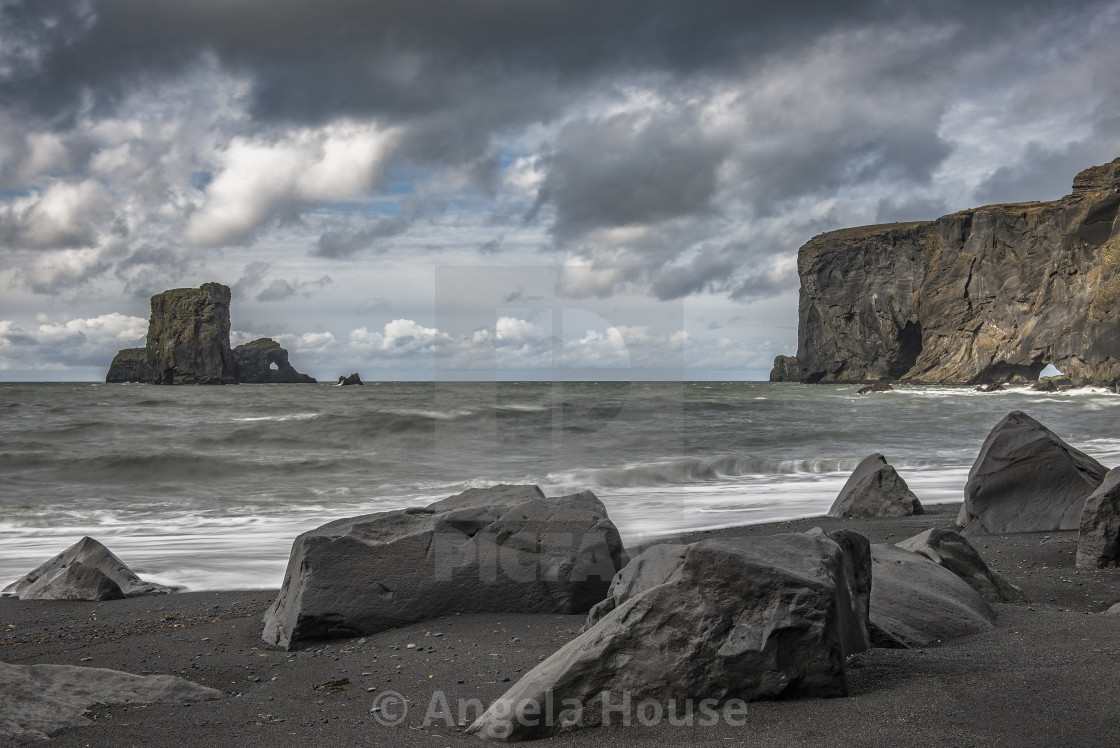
{"left": 3, "top": 503, "right": 1118, "bottom": 747}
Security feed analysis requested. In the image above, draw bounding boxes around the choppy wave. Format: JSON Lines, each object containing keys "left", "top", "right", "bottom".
{"left": 550, "top": 454, "right": 861, "bottom": 488}
{"left": 1, "top": 380, "right": 1117, "bottom": 589}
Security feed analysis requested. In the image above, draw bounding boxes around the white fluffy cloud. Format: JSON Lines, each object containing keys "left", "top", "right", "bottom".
{"left": 0, "top": 313, "right": 147, "bottom": 371}
{"left": 186, "top": 122, "right": 399, "bottom": 247}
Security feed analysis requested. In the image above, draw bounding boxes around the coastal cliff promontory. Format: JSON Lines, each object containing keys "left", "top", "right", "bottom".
{"left": 797, "top": 158, "right": 1120, "bottom": 386}
{"left": 106, "top": 283, "right": 314, "bottom": 384}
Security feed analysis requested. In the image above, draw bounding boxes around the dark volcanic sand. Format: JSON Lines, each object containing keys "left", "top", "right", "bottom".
{"left": 3, "top": 503, "right": 1119, "bottom": 747}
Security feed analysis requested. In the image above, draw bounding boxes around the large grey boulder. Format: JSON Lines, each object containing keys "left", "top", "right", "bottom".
{"left": 468, "top": 532, "right": 872, "bottom": 741}
{"left": 869, "top": 544, "right": 995, "bottom": 648}
{"left": 582, "top": 543, "right": 689, "bottom": 629}
{"left": 896, "top": 528, "right": 1024, "bottom": 602}
{"left": 0, "top": 661, "right": 221, "bottom": 744}
{"left": 957, "top": 411, "right": 1108, "bottom": 534}
{"left": 1, "top": 537, "right": 175, "bottom": 601}
{"left": 262, "top": 485, "right": 628, "bottom": 649}
{"left": 827, "top": 453, "right": 923, "bottom": 518}
{"left": 1076, "top": 468, "right": 1120, "bottom": 569}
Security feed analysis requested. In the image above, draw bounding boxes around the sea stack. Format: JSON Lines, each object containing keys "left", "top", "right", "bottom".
{"left": 106, "top": 282, "right": 238, "bottom": 384}
{"left": 234, "top": 338, "right": 316, "bottom": 383}
{"left": 106, "top": 283, "right": 314, "bottom": 384}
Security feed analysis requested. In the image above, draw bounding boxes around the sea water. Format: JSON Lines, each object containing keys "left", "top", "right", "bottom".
{"left": 2, "top": 381, "right": 1118, "bottom": 591}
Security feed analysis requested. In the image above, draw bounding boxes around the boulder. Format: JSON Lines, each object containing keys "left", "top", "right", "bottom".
{"left": 104, "top": 347, "right": 148, "bottom": 384}
{"left": 868, "top": 544, "right": 995, "bottom": 648}
{"left": 0, "top": 661, "right": 221, "bottom": 743}
{"left": 261, "top": 485, "right": 628, "bottom": 649}
{"left": 582, "top": 543, "right": 689, "bottom": 629}
{"left": 768, "top": 355, "right": 800, "bottom": 382}
{"left": 337, "top": 372, "right": 363, "bottom": 385}
{"left": 1031, "top": 375, "right": 1072, "bottom": 392}
{"left": 957, "top": 411, "right": 1108, "bottom": 534}
{"left": 895, "top": 528, "right": 1024, "bottom": 602}
{"left": 468, "top": 532, "right": 872, "bottom": 741}
{"left": 1076, "top": 468, "right": 1120, "bottom": 569}
{"left": 975, "top": 383, "right": 1005, "bottom": 393}
{"left": 233, "top": 338, "right": 316, "bottom": 383}
{"left": 1, "top": 537, "right": 175, "bottom": 601}
{"left": 857, "top": 382, "right": 893, "bottom": 394}
{"left": 827, "top": 454, "right": 923, "bottom": 518}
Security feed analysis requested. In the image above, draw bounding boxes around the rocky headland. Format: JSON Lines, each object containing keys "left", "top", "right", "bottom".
{"left": 796, "top": 157, "right": 1120, "bottom": 386}
{"left": 106, "top": 283, "right": 315, "bottom": 385}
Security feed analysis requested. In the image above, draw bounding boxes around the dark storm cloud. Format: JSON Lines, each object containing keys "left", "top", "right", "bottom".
{"left": 314, "top": 213, "right": 413, "bottom": 258}
{"left": 536, "top": 112, "right": 726, "bottom": 241}
{"left": 650, "top": 245, "right": 741, "bottom": 301}
{"left": 973, "top": 142, "right": 1108, "bottom": 206}
{"left": 5, "top": 1, "right": 1089, "bottom": 134}
{"left": 256, "top": 275, "right": 334, "bottom": 302}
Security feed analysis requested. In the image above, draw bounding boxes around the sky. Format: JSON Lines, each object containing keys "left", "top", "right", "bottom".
{"left": 2, "top": 0, "right": 1120, "bottom": 381}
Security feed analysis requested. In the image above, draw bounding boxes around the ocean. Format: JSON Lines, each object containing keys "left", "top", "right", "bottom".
{"left": 2, "top": 381, "right": 1118, "bottom": 592}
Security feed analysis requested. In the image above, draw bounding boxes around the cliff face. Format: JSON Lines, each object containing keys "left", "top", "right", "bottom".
{"left": 797, "top": 158, "right": 1120, "bottom": 386}
{"left": 234, "top": 338, "right": 316, "bottom": 383}
{"left": 105, "top": 348, "right": 148, "bottom": 383}
{"left": 768, "top": 355, "right": 799, "bottom": 382}
{"left": 145, "top": 283, "right": 239, "bottom": 384}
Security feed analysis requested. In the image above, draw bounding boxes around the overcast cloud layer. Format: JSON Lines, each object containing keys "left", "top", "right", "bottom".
{"left": 2, "top": 0, "right": 1120, "bottom": 380}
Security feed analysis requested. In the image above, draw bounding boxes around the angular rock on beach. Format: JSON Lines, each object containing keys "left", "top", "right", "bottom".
{"left": 1, "top": 537, "right": 175, "bottom": 601}
{"left": 262, "top": 485, "right": 628, "bottom": 649}
{"left": 0, "top": 661, "right": 222, "bottom": 743}
{"left": 869, "top": 544, "right": 995, "bottom": 648}
{"left": 896, "top": 528, "right": 1025, "bottom": 602}
{"left": 1076, "top": 468, "right": 1120, "bottom": 569}
{"left": 582, "top": 542, "right": 690, "bottom": 629}
{"left": 469, "top": 531, "right": 871, "bottom": 741}
{"left": 957, "top": 411, "right": 1107, "bottom": 534}
{"left": 827, "top": 453, "right": 923, "bottom": 518}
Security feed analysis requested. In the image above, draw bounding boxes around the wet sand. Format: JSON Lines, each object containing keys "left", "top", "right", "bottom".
{"left": 3, "top": 503, "right": 1119, "bottom": 747}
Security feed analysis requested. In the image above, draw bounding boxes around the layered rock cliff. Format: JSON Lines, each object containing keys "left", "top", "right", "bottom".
{"left": 797, "top": 157, "right": 1120, "bottom": 386}
{"left": 106, "top": 283, "right": 314, "bottom": 384}
{"left": 234, "top": 338, "right": 316, "bottom": 383}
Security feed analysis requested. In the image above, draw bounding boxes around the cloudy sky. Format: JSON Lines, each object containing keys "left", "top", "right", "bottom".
{"left": 2, "top": 0, "right": 1119, "bottom": 381}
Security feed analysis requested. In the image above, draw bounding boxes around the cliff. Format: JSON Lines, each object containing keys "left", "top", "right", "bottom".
{"left": 769, "top": 355, "right": 799, "bottom": 382}
{"left": 105, "top": 348, "right": 148, "bottom": 383}
{"left": 106, "top": 283, "right": 314, "bottom": 385}
{"left": 797, "top": 157, "right": 1120, "bottom": 386}
{"left": 234, "top": 338, "right": 316, "bottom": 383}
